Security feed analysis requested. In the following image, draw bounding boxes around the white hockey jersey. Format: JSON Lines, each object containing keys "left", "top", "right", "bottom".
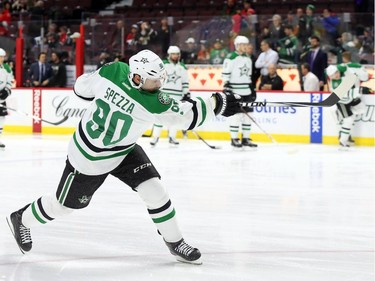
{"left": 70, "top": 62, "right": 215, "bottom": 175}
{"left": 0, "top": 63, "right": 13, "bottom": 92}
{"left": 222, "top": 52, "right": 252, "bottom": 96}
{"left": 160, "top": 59, "right": 189, "bottom": 99}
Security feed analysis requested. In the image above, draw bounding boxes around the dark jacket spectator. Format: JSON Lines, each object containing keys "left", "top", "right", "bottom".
{"left": 28, "top": 52, "right": 53, "bottom": 87}
{"left": 259, "top": 64, "right": 284, "bottom": 90}
{"left": 49, "top": 52, "right": 67, "bottom": 87}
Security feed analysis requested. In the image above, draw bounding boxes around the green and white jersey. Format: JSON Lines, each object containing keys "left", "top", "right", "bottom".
{"left": 341, "top": 62, "right": 369, "bottom": 88}
{"left": 161, "top": 59, "right": 189, "bottom": 99}
{"left": 328, "top": 65, "right": 362, "bottom": 105}
{"left": 222, "top": 52, "right": 252, "bottom": 96}
{"left": 69, "top": 62, "right": 215, "bottom": 175}
{"left": 0, "top": 63, "right": 13, "bottom": 92}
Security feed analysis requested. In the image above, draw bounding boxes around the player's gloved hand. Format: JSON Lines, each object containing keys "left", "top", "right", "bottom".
{"left": 223, "top": 82, "right": 232, "bottom": 94}
{"left": 249, "top": 83, "right": 257, "bottom": 102}
{"left": 181, "top": 92, "right": 191, "bottom": 101}
{"left": 0, "top": 87, "right": 11, "bottom": 101}
{"left": 212, "top": 92, "right": 242, "bottom": 117}
{"left": 360, "top": 86, "right": 374, "bottom": 95}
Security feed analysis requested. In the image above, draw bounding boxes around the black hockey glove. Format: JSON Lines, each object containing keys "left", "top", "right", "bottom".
{"left": 0, "top": 87, "right": 11, "bottom": 100}
{"left": 181, "top": 92, "right": 191, "bottom": 101}
{"left": 360, "top": 86, "right": 374, "bottom": 95}
{"left": 249, "top": 83, "right": 257, "bottom": 102}
{"left": 223, "top": 82, "right": 232, "bottom": 94}
{"left": 212, "top": 92, "right": 242, "bottom": 117}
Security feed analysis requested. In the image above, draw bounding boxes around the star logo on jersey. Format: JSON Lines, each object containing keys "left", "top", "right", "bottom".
{"left": 166, "top": 71, "right": 181, "bottom": 84}
{"left": 140, "top": 57, "right": 149, "bottom": 64}
{"left": 78, "top": 195, "right": 91, "bottom": 204}
{"left": 239, "top": 64, "right": 250, "bottom": 76}
{"left": 158, "top": 92, "right": 172, "bottom": 105}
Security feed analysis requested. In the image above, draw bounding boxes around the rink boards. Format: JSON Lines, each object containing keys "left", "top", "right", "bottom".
{"left": 3, "top": 88, "right": 375, "bottom": 146}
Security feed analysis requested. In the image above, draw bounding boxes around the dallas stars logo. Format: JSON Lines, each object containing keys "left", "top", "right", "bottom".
{"left": 140, "top": 57, "right": 149, "bottom": 64}
{"left": 78, "top": 195, "right": 91, "bottom": 204}
{"left": 166, "top": 71, "right": 181, "bottom": 84}
{"left": 239, "top": 64, "right": 250, "bottom": 76}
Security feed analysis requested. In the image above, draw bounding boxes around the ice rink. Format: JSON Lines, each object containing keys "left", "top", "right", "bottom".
{"left": 0, "top": 134, "right": 374, "bottom": 281}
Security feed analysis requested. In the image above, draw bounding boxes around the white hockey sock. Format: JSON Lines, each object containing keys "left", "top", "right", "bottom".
{"left": 229, "top": 113, "right": 241, "bottom": 139}
{"left": 339, "top": 116, "right": 354, "bottom": 144}
{"left": 152, "top": 124, "right": 163, "bottom": 138}
{"left": 168, "top": 127, "right": 178, "bottom": 139}
{"left": 22, "top": 195, "right": 73, "bottom": 228}
{"left": 242, "top": 123, "right": 251, "bottom": 139}
{"left": 136, "top": 178, "right": 183, "bottom": 243}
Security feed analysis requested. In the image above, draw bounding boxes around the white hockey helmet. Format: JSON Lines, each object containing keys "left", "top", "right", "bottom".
{"left": 326, "top": 65, "right": 338, "bottom": 77}
{"left": 234, "top": 35, "right": 249, "bottom": 49}
{"left": 0, "top": 48, "right": 6, "bottom": 56}
{"left": 167, "top": 46, "right": 180, "bottom": 54}
{"left": 129, "top": 50, "right": 166, "bottom": 89}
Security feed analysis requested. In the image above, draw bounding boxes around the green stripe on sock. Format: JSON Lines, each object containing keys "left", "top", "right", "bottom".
{"left": 59, "top": 173, "right": 74, "bottom": 204}
{"left": 152, "top": 209, "right": 176, "bottom": 223}
{"left": 31, "top": 202, "right": 46, "bottom": 224}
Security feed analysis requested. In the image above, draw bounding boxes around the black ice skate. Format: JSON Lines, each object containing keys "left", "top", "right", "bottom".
{"left": 150, "top": 137, "right": 159, "bottom": 146}
{"left": 6, "top": 204, "right": 32, "bottom": 253}
{"left": 231, "top": 138, "right": 242, "bottom": 148}
{"left": 169, "top": 137, "right": 179, "bottom": 145}
{"left": 165, "top": 238, "right": 202, "bottom": 265}
{"left": 339, "top": 141, "right": 350, "bottom": 151}
{"left": 348, "top": 135, "right": 355, "bottom": 146}
{"left": 242, "top": 138, "right": 258, "bottom": 148}
{"left": 0, "top": 140, "right": 5, "bottom": 148}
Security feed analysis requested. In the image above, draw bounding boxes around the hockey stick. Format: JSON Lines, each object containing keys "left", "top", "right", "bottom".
{"left": 0, "top": 104, "right": 68, "bottom": 126}
{"left": 241, "top": 108, "right": 277, "bottom": 144}
{"left": 192, "top": 131, "right": 221, "bottom": 149}
{"left": 242, "top": 71, "right": 357, "bottom": 108}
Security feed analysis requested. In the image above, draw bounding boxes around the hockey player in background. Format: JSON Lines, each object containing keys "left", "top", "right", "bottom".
{"left": 222, "top": 35, "right": 257, "bottom": 148}
{"left": 0, "top": 48, "right": 13, "bottom": 149}
{"left": 150, "top": 46, "right": 190, "bottom": 146}
{"left": 6, "top": 50, "right": 242, "bottom": 265}
{"left": 326, "top": 58, "right": 369, "bottom": 149}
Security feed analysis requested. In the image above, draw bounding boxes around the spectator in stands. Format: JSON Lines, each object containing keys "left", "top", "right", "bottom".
{"left": 28, "top": 52, "right": 53, "bottom": 87}
{"left": 0, "top": 2, "right": 11, "bottom": 36}
{"left": 223, "top": 0, "right": 238, "bottom": 15}
{"left": 110, "top": 20, "right": 125, "bottom": 53}
{"left": 49, "top": 52, "right": 67, "bottom": 87}
{"left": 197, "top": 41, "right": 210, "bottom": 64}
{"left": 126, "top": 24, "right": 139, "bottom": 53}
{"left": 137, "top": 21, "right": 158, "bottom": 51}
{"left": 304, "top": 35, "right": 328, "bottom": 90}
{"left": 58, "top": 26, "right": 70, "bottom": 46}
{"left": 12, "top": 0, "right": 28, "bottom": 14}
{"left": 156, "top": 18, "right": 170, "bottom": 58}
{"left": 241, "top": 1, "right": 256, "bottom": 16}
{"left": 255, "top": 39, "right": 279, "bottom": 77}
{"left": 320, "top": 8, "right": 340, "bottom": 46}
{"left": 358, "top": 27, "right": 374, "bottom": 64}
{"left": 259, "top": 64, "right": 284, "bottom": 90}
{"left": 301, "top": 62, "right": 319, "bottom": 91}
{"left": 246, "top": 43, "right": 260, "bottom": 85}
{"left": 181, "top": 37, "right": 198, "bottom": 64}
{"left": 269, "top": 14, "right": 285, "bottom": 49}
{"left": 96, "top": 52, "right": 110, "bottom": 70}
{"left": 277, "top": 24, "right": 299, "bottom": 64}
{"left": 298, "top": 4, "right": 316, "bottom": 46}
{"left": 283, "top": 11, "right": 297, "bottom": 28}
{"left": 209, "top": 39, "right": 228, "bottom": 65}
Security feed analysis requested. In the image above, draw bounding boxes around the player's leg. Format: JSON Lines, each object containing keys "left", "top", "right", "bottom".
{"left": 111, "top": 145, "right": 201, "bottom": 264}
{"left": 168, "top": 126, "right": 179, "bottom": 145}
{"left": 0, "top": 102, "right": 7, "bottom": 148}
{"left": 7, "top": 158, "right": 108, "bottom": 253}
{"left": 240, "top": 107, "right": 257, "bottom": 147}
{"left": 337, "top": 103, "right": 354, "bottom": 148}
{"left": 150, "top": 124, "right": 163, "bottom": 146}
{"left": 229, "top": 113, "right": 242, "bottom": 148}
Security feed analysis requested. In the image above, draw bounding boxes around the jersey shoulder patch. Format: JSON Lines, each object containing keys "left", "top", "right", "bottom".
{"left": 3, "top": 63, "right": 12, "bottom": 73}
{"left": 226, "top": 52, "right": 239, "bottom": 60}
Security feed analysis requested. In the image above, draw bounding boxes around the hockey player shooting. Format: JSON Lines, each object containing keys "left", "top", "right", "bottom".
{"left": 326, "top": 62, "right": 368, "bottom": 149}
{"left": 6, "top": 50, "right": 242, "bottom": 265}
{"left": 222, "top": 35, "right": 257, "bottom": 148}
{"left": 150, "top": 46, "right": 190, "bottom": 146}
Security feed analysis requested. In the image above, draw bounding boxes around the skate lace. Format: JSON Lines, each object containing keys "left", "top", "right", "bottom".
{"left": 19, "top": 225, "right": 32, "bottom": 244}
{"left": 174, "top": 242, "right": 194, "bottom": 257}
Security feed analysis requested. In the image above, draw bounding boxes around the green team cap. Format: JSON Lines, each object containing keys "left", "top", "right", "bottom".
{"left": 307, "top": 4, "right": 315, "bottom": 11}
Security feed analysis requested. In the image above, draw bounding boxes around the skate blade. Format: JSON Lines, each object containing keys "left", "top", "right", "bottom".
{"left": 243, "top": 146, "right": 258, "bottom": 151}
{"left": 231, "top": 146, "right": 243, "bottom": 151}
{"left": 175, "top": 256, "right": 202, "bottom": 265}
{"left": 6, "top": 216, "right": 25, "bottom": 254}
{"left": 338, "top": 146, "right": 350, "bottom": 151}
